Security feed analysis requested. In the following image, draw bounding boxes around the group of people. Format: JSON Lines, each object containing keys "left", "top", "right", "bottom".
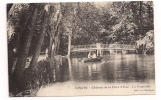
{"left": 88, "top": 50, "right": 101, "bottom": 58}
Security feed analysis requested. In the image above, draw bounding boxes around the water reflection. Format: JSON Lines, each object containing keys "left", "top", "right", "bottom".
{"left": 55, "top": 58, "right": 70, "bottom": 82}
{"left": 55, "top": 54, "right": 155, "bottom": 83}
{"left": 72, "top": 55, "right": 155, "bottom": 82}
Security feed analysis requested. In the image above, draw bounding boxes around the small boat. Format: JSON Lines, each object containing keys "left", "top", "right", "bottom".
{"left": 83, "top": 57, "right": 102, "bottom": 63}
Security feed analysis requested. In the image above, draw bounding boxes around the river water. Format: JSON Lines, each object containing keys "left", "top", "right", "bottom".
{"left": 37, "top": 54, "right": 155, "bottom": 96}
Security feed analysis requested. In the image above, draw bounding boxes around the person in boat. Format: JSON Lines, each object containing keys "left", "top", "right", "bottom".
{"left": 88, "top": 51, "right": 97, "bottom": 58}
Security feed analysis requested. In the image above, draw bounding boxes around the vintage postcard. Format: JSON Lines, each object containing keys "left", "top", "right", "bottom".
{"left": 7, "top": 1, "right": 155, "bottom": 97}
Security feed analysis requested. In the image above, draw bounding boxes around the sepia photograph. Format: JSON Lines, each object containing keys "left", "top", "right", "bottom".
{"left": 7, "top": 1, "right": 155, "bottom": 97}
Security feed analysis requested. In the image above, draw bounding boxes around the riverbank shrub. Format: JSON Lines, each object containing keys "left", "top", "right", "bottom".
{"left": 136, "top": 30, "right": 154, "bottom": 54}
{"left": 9, "top": 55, "right": 67, "bottom": 97}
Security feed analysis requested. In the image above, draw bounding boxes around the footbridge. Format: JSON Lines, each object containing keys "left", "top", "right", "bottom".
{"left": 71, "top": 43, "right": 136, "bottom": 54}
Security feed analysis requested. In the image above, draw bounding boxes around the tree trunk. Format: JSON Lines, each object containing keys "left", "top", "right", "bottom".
{"left": 54, "top": 36, "right": 59, "bottom": 55}
{"left": 139, "top": 1, "right": 143, "bottom": 35}
{"left": 55, "top": 35, "right": 60, "bottom": 54}
{"left": 67, "top": 33, "right": 72, "bottom": 57}
{"left": 48, "top": 3, "right": 62, "bottom": 82}
{"left": 48, "top": 36, "right": 53, "bottom": 58}
{"left": 29, "top": 10, "right": 47, "bottom": 69}
{"left": 48, "top": 3, "right": 61, "bottom": 57}
{"left": 67, "top": 3, "right": 77, "bottom": 57}
{"left": 13, "top": 8, "right": 38, "bottom": 81}
{"left": 53, "top": 20, "right": 61, "bottom": 55}
{"left": 8, "top": 49, "right": 15, "bottom": 76}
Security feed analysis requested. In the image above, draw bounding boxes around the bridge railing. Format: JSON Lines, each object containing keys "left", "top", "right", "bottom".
{"left": 71, "top": 43, "right": 136, "bottom": 51}
{"left": 101, "top": 44, "right": 122, "bottom": 48}
{"left": 71, "top": 44, "right": 96, "bottom": 50}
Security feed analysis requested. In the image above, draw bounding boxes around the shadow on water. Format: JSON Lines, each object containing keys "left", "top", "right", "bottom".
{"left": 56, "top": 54, "right": 155, "bottom": 84}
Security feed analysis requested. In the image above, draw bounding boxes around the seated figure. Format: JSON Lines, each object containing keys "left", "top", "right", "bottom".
{"left": 88, "top": 51, "right": 97, "bottom": 58}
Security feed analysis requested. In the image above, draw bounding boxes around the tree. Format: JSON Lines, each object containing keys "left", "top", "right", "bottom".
{"left": 8, "top": 4, "right": 38, "bottom": 81}
{"left": 29, "top": 6, "right": 48, "bottom": 70}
